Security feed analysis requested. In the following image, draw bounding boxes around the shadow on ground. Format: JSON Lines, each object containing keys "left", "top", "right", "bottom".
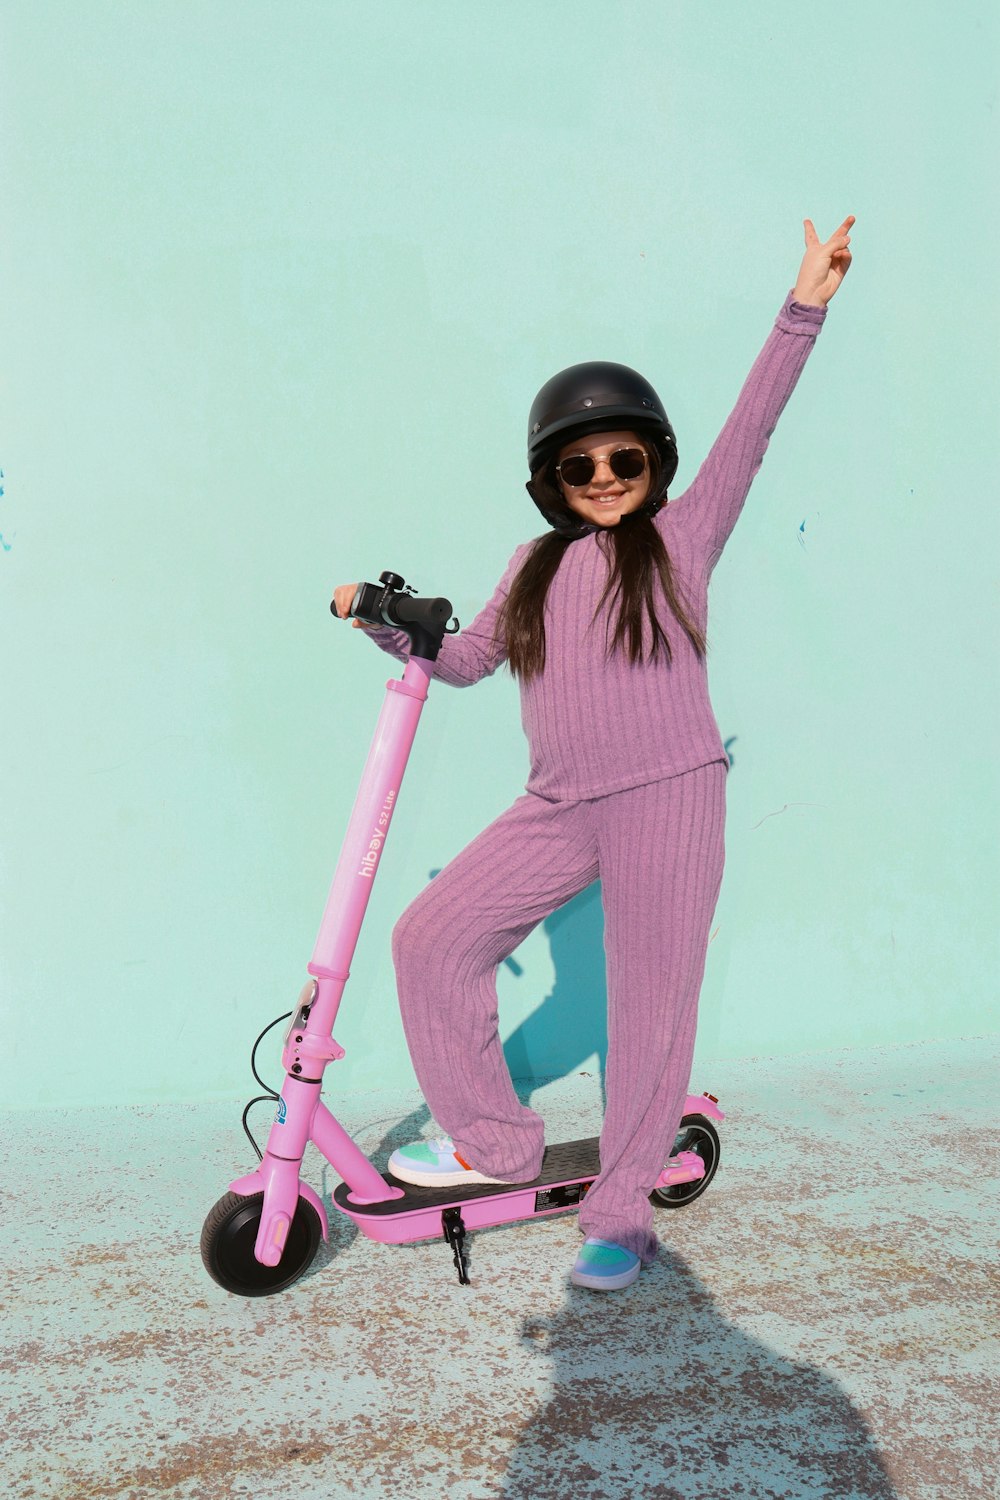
{"left": 500, "top": 1249, "right": 899, "bottom": 1500}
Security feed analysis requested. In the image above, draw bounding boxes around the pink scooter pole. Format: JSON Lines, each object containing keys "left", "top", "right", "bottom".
{"left": 228, "top": 581, "right": 455, "bottom": 1268}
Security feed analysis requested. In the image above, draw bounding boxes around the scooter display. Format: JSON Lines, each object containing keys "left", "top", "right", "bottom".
{"left": 200, "top": 572, "right": 725, "bottom": 1296}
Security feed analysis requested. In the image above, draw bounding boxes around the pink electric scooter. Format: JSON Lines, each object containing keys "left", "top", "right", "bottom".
{"left": 200, "top": 572, "right": 725, "bottom": 1296}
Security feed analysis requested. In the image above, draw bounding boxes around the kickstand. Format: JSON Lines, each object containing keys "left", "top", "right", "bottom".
{"left": 442, "top": 1208, "right": 470, "bottom": 1285}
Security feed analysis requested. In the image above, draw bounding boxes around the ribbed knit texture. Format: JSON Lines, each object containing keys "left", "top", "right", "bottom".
{"left": 364, "top": 291, "right": 826, "bottom": 1258}
{"left": 365, "top": 291, "right": 826, "bottom": 800}
{"left": 391, "top": 764, "right": 727, "bottom": 1262}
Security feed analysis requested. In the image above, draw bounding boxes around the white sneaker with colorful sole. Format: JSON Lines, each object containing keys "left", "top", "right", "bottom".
{"left": 387, "top": 1135, "right": 518, "bottom": 1189}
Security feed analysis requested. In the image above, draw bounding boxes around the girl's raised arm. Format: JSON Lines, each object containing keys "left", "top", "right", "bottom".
{"left": 669, "top": 217, "right": 853, "bottom": 571}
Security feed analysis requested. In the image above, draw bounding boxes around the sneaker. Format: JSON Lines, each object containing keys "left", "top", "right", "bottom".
{"left": 570, "top": 1237, "right": 642, "bottom": 1291}
{"left": 387, "top": 1136, "right": 514, "bottom": 1189}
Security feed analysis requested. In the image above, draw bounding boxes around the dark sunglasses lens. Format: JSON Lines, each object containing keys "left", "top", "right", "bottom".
{"left": 558, "top": 456, "right": 594, "bottom": 487}
{"left": 610, "top": 447, "right": 647, "bottom": 481}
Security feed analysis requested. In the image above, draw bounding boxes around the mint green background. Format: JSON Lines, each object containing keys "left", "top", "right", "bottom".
{"left": 2, "top": 2, "right": 996, "bottom": 1110}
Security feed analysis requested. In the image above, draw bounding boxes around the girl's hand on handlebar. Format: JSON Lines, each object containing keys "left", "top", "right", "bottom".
{"left": 332, "top": 582, "right": 373, "bottom": 628}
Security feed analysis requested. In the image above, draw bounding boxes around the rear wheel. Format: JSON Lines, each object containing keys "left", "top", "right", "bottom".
{"left": 200, "top": 1191, "right": 322, "bottom": 1297}
{"left": 650, "top": 1114, "right": 720, "bottom": 1209}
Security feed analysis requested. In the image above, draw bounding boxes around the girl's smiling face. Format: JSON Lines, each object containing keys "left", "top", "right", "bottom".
{"left": 555, "top": 428, "right": 653, "bottom": 528}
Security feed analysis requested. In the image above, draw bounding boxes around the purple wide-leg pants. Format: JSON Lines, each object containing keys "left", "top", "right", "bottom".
{"left": 390, "top": 761, "right": 727, "bottom": 1263}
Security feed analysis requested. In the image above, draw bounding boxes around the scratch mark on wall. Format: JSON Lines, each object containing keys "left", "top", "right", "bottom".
{"left": 751, "top": 802, "right": 820, "bottom": 830}
{"left": 709, "top": 926, "right": 719, "bottom": 945}
{"left": 798, "top": 518, "right": 807, "bottom": 550}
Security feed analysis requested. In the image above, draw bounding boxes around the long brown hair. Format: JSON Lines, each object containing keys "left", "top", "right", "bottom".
{"left": 494, "top": 439, "right": 707, "bottom": 682}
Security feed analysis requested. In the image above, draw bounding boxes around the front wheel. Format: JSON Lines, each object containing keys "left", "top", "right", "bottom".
{"left": 201, "top": 1191, "right": 322, "bottom": 1297}
{"left": 650, "top": 1114, "right": 720, "bottom": 1209}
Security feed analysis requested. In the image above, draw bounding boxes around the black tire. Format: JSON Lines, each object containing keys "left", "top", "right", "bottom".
{"left": 650, "top": 1113, "right": 720, "bottom": 1209}
{"left": 200, "top": 1191, "right": 322, "bottom": 1297}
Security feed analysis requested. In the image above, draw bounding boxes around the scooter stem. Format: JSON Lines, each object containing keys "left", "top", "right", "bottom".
{"left": 246, "top": 650, "right": 437, "bottom": 1255}
{"left": 306, "top": 653, "right": 434, "bottom": 1037}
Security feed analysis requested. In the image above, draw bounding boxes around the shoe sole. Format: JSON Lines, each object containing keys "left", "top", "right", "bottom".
{"left": 570, "top": 1264, "right": 641, "bottom": 1291}
{"left": 387, "top": 1163, "right": 513, "bottom": 1189}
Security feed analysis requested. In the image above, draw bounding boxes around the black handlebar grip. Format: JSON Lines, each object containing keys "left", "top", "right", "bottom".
{"left": 387, "top": 595, "right": 452, "bottom": 630}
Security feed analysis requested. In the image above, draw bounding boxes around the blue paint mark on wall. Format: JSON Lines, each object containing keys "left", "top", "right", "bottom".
{"left": 0, "top": 466, "right": 10, "bottom": 549}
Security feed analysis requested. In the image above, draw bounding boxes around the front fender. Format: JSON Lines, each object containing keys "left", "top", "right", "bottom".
{"left": 229, "top": 1166, "right": 330, "bottom": 1242}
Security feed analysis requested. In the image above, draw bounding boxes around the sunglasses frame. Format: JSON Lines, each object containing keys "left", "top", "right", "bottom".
{"left": 555, "top": 445, "right": 649, "bottom": 489}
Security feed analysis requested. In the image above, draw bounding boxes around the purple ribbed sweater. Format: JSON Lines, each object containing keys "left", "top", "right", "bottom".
{"left": 366, "top": 290, "right": 827, "bottom": 800}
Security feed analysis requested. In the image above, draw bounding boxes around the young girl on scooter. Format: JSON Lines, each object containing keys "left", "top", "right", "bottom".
{"left": 333, "top": 216, "right": 854, "bottom": 1291}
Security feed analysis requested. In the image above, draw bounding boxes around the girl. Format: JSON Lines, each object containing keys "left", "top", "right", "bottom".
{"left": 333, "top": 216, "right": 854, "bottom": 1291}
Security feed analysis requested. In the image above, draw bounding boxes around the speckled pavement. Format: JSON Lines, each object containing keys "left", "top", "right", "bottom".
{"left": 3, "top": 1036, "right": 997, "bottom": 1500}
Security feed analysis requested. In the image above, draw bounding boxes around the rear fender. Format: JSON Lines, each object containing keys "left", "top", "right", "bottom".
{"left": 683, "top": 1092, "right": 724, "bottom": 1123}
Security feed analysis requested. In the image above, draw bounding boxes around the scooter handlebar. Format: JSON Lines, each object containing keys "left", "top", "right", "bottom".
{"left": 335, "top": 573, "right": 458, "bottom": 661}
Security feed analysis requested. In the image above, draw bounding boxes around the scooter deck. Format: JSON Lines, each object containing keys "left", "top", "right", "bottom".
{"left": 332, "top": 1136, "right": 602, "bottom": 1244}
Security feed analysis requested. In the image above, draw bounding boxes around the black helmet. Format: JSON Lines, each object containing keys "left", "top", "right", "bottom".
{"left": 525, "top": 361, "right": 678, "bottom": 538}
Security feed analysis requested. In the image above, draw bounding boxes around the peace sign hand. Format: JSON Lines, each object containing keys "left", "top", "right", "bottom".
{"left": 793, "top": 215, "right": 855, "bottom": 307}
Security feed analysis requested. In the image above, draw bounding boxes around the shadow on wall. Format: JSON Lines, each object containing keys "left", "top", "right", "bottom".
{"left": 501, "top": 882, "right": 610, "bottom": 1104}
{"left": 500, "top": 1249, "right": 899, "bottom": 1500}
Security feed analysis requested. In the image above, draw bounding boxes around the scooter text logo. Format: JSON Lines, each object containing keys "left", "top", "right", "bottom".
{"left": 359, "top": 788, "right": 397, "bottom": 879}
{"left": 274, "top": 1097, "right": 287, "bottom": 1125}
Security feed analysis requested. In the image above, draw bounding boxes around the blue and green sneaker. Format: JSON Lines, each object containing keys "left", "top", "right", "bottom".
{"left": 570, "top": 1237, "right": 642, "bottom": 1290}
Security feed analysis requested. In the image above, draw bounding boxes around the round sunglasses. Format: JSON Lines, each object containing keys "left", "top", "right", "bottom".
{"left": 555, "top": 445, "right": 648, "bottom": 488}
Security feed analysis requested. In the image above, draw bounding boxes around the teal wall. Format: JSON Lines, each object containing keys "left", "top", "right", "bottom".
{"left": 2, "top": 2, "right": 996, "bottom": 1110}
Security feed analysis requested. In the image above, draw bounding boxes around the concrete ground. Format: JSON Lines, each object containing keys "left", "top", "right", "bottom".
{"left": 3, "top": 1036, "right": 997, "bottom": 1500}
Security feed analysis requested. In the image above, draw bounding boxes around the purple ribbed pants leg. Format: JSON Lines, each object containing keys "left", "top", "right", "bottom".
{"left": 579, "top": 763, "right": 727, "bottom": 1262}
{"left": 391, "top": 793, "right": 600, "bottom": 1182}
{"left": 390, "top": 762, "right": 727, "bottom": 1259}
